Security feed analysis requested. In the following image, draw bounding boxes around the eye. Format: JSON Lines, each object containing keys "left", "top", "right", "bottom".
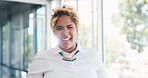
{"left": 55, "top": 26, "right": 62, "bottom": 30}
{"left": 68, "top": 27, "right": 73, "bottom": 29}
{"left": 56, "top": 28, "right": 62, "bottom": 30}
{"left": 67, "top": 24, "right": 74, "bottom": 29}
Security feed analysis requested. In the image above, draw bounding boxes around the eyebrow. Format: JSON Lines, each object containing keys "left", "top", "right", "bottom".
{"left": 67, "top": 24, "right": 73, "bottom": 27}
{"left": 55, "top": 26, "right": 62, "bottom": 28}
{"left": 55, "top": 24, "right": 74, "bottom": 28}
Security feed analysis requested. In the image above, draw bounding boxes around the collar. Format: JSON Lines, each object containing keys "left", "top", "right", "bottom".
{"left": 53, "top": 43, "right": 83, "bottom": 54}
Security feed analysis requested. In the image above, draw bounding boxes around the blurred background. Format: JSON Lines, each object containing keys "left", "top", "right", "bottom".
{"left": 0, "top": 0, "right": 148, "bottom": 78}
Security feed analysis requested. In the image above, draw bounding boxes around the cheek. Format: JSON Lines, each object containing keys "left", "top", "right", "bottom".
{"left": 71, "top": 30, "right": 77, "bottom": 39}
{"left": 54, "top": 31, "right": 61, "bottom": 38}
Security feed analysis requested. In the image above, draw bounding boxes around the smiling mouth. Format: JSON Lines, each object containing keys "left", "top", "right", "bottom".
{"left": 62, "top": 37, "right": 72, "bottom": 44}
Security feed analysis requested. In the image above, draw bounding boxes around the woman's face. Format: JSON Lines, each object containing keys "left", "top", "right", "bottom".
{"left": 53, "top": 15, "right": 78, "bottom": 52}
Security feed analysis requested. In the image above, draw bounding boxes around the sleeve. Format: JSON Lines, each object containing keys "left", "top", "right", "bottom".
{"left": 96, "top": 68, "right": 107, "bottom": 78}
{"left": 96, "top": 52, "right": 107, "bottom": 78}
{"left": 28, "top": 54, "right": 43, "bottom": 78}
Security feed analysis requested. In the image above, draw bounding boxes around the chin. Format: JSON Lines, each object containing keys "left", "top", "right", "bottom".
{"left": 61, "top": 44, "right": 71, "bottom": 49}
{"left": 63, "top": 46, "right": 70, "bottom": 50}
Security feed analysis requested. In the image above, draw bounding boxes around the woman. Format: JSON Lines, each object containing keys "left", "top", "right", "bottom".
{"left": 28, "top": 4, "right": 106, "bottom": 78}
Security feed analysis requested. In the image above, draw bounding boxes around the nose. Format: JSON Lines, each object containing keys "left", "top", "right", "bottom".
{"left": 62, "top": 28, "right": 69, "bottom": 36}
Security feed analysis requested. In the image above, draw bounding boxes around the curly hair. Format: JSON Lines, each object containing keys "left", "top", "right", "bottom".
{"left": 50, "top": 4, "right": 79, "bottom": 30}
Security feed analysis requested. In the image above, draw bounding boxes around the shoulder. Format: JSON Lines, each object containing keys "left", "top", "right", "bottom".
{"left": 80, "top": 46, "right": 102, "bottom": 61}
{"left": 33, "top": 47, "right": 58, "bottom": 60}
{"left": 80, "top": 46, "right": 98, "bottom": 55}
{"left": 29, "top": 48, "right": 57, "bottom": 69}
{"left": 28, "top": 48, "right": 55, "bottom": 75}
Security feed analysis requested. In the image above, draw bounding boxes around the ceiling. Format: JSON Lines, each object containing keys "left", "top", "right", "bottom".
{"left": 0, "top": 1, "right": 41, "bottom": 26}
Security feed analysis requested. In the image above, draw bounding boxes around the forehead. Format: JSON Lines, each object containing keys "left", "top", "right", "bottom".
{"left": 55, "top": 15, "right": 75, "bottom": 26}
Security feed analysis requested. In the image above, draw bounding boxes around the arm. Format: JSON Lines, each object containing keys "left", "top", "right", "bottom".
{"left": 96, "top": 69, "right": 107, "bottom": 78}
{"left": 96, "top": 52, "right": 107, "bottom": 78}
{"left": 28, "top": 55, "right": 43, "bottom": 78}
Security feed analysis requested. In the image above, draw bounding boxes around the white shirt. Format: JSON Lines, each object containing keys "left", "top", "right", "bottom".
{"left": 28, "top": 45, "right": 106, "bottom": 78}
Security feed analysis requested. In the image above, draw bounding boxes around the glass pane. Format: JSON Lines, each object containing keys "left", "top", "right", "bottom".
{"left": 37, "top": 6, "right": 46, "bottom": 52}
{"left": 78, "top": 0, "right": 93, "bottom": 48}
{"left": 104, "top": 0, "right": 148, "bottom": 78}
{"left": 28, "top": 13, "right": 34, "bottom": 63}
{"left": 0, "top": 65, "right": 1, "bottom": 78}
{"left": 64, "top": 0, "right": 77, "bottom": 9}
{"left": 92, "top": 0, "right": 98, "bottom": 50}
{"left": 50, "top": 1, "right": 59, "bottom": 48}
{"left": 11, "top": 13, "right": 21, "bottom": 68}
{"left": 10, "top": 69, "right": 21, "bottom": 78}
{"left": 2, "top": 66, "right": 9, "bottom": 78}
{"left": 24, "top": 28, "right": 29, "bottom": 70}
{"left": 0, "top": 1, "right": 47, "bottom": 78}
{"left": 0, "top": 26, "right": 2, "bottom": 64}
{"left": 2, "top": 24, "right": 9, "bottom": 65}
{"left": 23, "top": 13, "right": 34, "bottom": 70}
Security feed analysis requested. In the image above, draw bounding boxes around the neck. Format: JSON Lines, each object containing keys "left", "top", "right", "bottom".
{"left": 59, "top": 43, "right": 77, "bottom": 53}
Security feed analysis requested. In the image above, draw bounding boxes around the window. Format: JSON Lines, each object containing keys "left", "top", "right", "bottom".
{"left": 103, "top": 0, "right": 148, "bottom": 78}
{"left": 0, "top": 1, "right": 47, "bottom": 78}
{"left": 63, "top": 0, "right": 99, "bottom": 51}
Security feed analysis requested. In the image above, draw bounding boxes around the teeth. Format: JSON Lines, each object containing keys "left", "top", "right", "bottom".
{"left": 62, "top": 38, "right": 69, "bottom": 40}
